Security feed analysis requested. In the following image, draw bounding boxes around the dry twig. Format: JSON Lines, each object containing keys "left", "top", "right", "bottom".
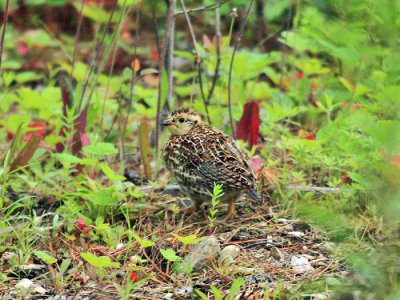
{"left": 227, "top": 0, "right": 255, "bottom": 139}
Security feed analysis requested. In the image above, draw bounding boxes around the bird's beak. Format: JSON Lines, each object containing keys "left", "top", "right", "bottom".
{"left": 161, "top": 120, "right": 171, "bottom": 126}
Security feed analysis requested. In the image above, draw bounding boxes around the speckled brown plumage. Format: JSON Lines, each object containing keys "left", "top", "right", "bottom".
{"left": 161, "top": 108, "right": 259, "bottom": 220}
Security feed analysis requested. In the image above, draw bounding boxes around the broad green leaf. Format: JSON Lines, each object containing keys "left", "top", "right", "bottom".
{"left": 227, "top": 277, "right": 245, "bottom": 300}
{"left": 140, "top": 68, "right": 159, "bottom": 76}
{"left": 83, "top": 143, "right": 118, "bottom": 157}
{"left": 87, "top": 188, "right": 119, "bottom": 206}
{"left": 174, "top": 50, "right": 195, "bottom": 60}
{"left": 14, "top": 72, "right": 43, "bottom": 84}
{"left": 160, "top": 248, "right": 179, "bottom": 262}
{"left": 171, "top": 234, "right": 205, "bottom": 245}
{"left": 365, "top": 120, "right": 400, "bottom": 153}
{"left": 59, "top": 259, "right": 71, "bottom": 275}
{"left": 210, "top": 285, "right": 222, "bottom": 300}
{"left": 55, "top": 153, "right": 82, "bottom": 164}
{"left": 34, "top": 250, "right": 57, "bottom": 264}
{"left": 195, "top": 289, "right": 208, "bottom": 300}
{"left": 133, "top": 233, "right": 155, "bottom": 248}
{"left": 81, "top": 252, "right": 119, "bottom": 268}
{"left": 100, "top": 163, "right": 126, "bottom": 181}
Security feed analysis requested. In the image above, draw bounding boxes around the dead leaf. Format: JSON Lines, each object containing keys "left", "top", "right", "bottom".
{"left": 10, "top": 134, "right": 41, "bottom": 172}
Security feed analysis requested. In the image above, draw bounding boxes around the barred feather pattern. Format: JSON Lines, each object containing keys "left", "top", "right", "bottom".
{"left": 162, "top": 122, "right": 259, "bottom": 206}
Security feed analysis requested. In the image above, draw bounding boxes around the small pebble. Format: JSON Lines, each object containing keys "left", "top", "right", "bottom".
{"left": 270, "top": 247, "right": 284, "bottom": 261}
{"left": 16, "top": 278, "right": 33, "bottom": 290}
{"left": 34, "top": 286, "right": 47, "bottom": 295}
{"left": 288, "top": 231, "right": 305, "bottom": 237}
{"left": 176, "top": 287, "right": 192, "bottom": 295}
{"left": 220, "top": 245, "right": 240, "bottom": 263}
{"left": 291, "top": 256, "right": 314, "bottom": 273}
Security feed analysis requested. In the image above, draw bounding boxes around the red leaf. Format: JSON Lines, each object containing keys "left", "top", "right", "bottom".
{"left": 56, "top": 126, "right": 66, "bottom": 153}
{"left": 71, "top": 105, "right": 89, "bottom": 156}
{"left": 236, "top": 101, "right": 260, "bottom": 149}
{"left": 60, "top": 80, "right": 71, "bottom": 117}
{"left": 251, "top": 158, "right": 262, "bottom": 173}
{"left": 24, "top": 122, "right": 46, "bottom": 142}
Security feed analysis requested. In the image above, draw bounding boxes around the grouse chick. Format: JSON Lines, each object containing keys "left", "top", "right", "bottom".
{"left": 161, "top": 107, "right": 259, "bottom": 221}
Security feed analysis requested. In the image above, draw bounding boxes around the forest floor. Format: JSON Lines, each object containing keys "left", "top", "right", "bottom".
{"left": 0, "top": 186, "right": 346, "bottom": 300}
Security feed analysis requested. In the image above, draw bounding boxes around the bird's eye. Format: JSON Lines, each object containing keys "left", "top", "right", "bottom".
{"left": 179, "top": 118, "right": 185, "bottom": 123}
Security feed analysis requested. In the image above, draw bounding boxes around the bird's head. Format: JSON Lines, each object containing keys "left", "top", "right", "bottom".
{"left": 161, "top": 108, "right": 203, "bottom": 136}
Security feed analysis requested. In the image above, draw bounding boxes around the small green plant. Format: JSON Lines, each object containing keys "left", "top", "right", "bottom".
{"left": 160, "top": 248, "right": 180, "bottom": 274}
{"left": 208, "top": 183, "right": 225, "bottom": 227}
{"left": 195, "top": 277, "right": 245, "bottom": 300}
{"left": 81, "top": 252, "right": 119, "bottom": 281}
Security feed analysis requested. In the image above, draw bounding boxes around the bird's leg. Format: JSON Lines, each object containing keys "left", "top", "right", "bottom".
{"left": 218, "top": 196, "right": 235, "bottom": 222}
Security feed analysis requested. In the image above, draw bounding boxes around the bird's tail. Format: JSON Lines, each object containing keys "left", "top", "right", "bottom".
{"left": 249, "top": 188, "right": 262, "bottom": 204}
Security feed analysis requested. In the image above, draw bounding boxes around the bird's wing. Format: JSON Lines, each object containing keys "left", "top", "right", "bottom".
{"left": 191, "top": 125, "right": 257, "bottom": 192}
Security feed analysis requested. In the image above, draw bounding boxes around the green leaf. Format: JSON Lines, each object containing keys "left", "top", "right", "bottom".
{"left": 140, "top": 68, "right": 159, "bottom": 76}
{"left": 210, "top": 285, "right": 222, "bottom": 300}
{"left": 365, "top": 120, "right": 400, "bottom": 153}
{"left": 87, "top": 188, "right": 119, "bottom": 206}
{"left": 83, "top": 143, "right": 118, "bottom": 157}
{"left": 100, "top": 163, "right": 126, "bottom": 181}
{"left": 34, "top": 250, "right": 57, "bottom": 264}
{"left": 160, "top": 248, "right": 179, "bottom": 262}
{"left": 171, "top": 234, "right": 205, "bottom": 245}
{"left": 174, "top": 50, "right": 195, "bottom": 60}
{"left": 195, "top": 289, "right": 208, "bottom": 300}
{"left": 80, "top": 252, "right": 119, "bottom": 268}
{"left": 59, "top": 259, "right": 71, "bottom": 275}
{"left": 133, "top": 233, "right": 155, "bottom": 248}
{"left": 55, "top": 153, "right": 82, "bottom": 164}
{"left": 227, "top": 277, "right": 245, "bottom": 300}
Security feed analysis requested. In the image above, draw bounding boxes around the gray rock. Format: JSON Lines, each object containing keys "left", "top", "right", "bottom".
{"left": 182, "top": 236, "right": 221, "bottom": 273}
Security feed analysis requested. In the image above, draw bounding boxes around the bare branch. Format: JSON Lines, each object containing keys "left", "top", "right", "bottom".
{"left": 279, "top": 1, "right": 293, "bottom": 103}
{"left": 70, "top": 0, "right": 85, "bottom": 81}
{"left": 205, "top": 3, "right": 222, "bottom": 106}
{"left": 174, "top": 0, "right": 231, "bottom": 17}
{"left": 77, "top": 0, "right": 118, "bottom": 112}
{"left": 228, "top": 0, "right": 255, "bottom": 139}
{"left": 0, "top": 0, "right": 10, "bottom": 75}
{"left": 121, "top": 2, "right": 140, "bottom": 163}
{"left": 197, "top": 63, "right": 211, "bottom": 124}
{"left": 151, "top": 0, "right": 161, "bottom": 58}
{"left": 155, "top": 0, "right": 176, "bottom": 178}
{"left": 178, "top": 0, "right": 211, "bottom": 123}
{"left": 165, "top": 2, "right": 176, "bottom": 106}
